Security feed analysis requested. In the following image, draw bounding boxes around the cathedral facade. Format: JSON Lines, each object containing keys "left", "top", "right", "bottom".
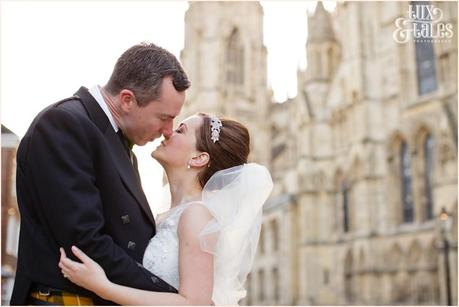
{"left": 179, "top": 1, "right": 458, "bottom": 305}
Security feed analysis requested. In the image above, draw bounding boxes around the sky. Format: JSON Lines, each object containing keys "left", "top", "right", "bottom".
{"left": 0, "top": 0, "right": 335, "bottom": 214}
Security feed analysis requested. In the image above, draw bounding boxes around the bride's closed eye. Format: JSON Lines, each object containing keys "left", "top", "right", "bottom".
{"left": 175, "top": 123, "right": 187, "bottom": 134}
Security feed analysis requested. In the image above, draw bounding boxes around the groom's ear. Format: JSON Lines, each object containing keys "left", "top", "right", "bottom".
{"left": 190, "top": 152, "right": 210, "bottom": 168}
{"left": 119, "top": 89, "right": 136, "bottom": 112}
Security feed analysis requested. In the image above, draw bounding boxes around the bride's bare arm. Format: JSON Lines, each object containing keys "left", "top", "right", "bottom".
{"left": 59, "top": 204, "right": 214, "bottom": 305}
{"left": 177, "top": 203, "right": 214, "bottom": 304}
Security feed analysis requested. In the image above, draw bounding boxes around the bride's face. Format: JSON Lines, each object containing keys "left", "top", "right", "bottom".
{"left": 152, "top": 115, "right": 203, "bottom": 168}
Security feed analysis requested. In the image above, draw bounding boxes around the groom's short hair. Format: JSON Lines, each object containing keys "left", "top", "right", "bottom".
{"left": 106, "top": 42, "right": 190, "bottom": 106}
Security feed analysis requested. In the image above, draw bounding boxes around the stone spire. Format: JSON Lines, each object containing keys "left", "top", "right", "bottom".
{"left": 307, "top": 2, "right": 335, "bottom": 44}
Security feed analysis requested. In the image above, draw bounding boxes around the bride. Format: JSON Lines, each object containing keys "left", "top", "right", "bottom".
{"left": 58, "top": 112, "right": 273, "bottom": 305}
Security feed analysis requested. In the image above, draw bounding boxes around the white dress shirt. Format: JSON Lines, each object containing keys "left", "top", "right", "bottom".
{"left": 88, "top": 85, "right": 119, "bottom": 132}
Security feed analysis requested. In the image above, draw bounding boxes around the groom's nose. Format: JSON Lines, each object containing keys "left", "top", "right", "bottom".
{"left": 163, "top": 131, "right": 172, "bottom": 140}
{"left": 161, "top": 118, "right": 174, "bottom": 140}
{"left": 162, "top": 126, "right": 173, "bottom": 140}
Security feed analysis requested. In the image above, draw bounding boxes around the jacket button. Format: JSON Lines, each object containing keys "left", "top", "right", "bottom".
{"left": 127, "top": 241, "right": 136, "bottom": 250}
{"left": 121, "top": 215, "right": 130, "bottom": 224}
{"left": 151, "top": 276, "right": 158, "bottom": 283}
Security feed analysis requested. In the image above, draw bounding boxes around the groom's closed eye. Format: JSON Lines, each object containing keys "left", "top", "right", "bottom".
{"left": 159, "top": 113, "right": 176, "bottom": 121}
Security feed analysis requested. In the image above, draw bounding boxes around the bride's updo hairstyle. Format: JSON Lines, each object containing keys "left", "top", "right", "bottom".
{"left": 195, "top": 113, "right": 250, "bottom": 188}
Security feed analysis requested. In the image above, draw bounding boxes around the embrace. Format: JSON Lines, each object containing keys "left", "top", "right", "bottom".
{"left": 11, "top": 43, "right": 273, "bottom": 306}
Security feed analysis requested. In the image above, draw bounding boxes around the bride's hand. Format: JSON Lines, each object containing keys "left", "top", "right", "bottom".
{"left": 58, "top": 246, "right": 109, "bottom": 294}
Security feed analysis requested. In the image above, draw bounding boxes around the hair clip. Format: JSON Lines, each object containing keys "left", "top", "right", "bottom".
{"left": 210, "top": 116, "right": 222, "bottom": 143}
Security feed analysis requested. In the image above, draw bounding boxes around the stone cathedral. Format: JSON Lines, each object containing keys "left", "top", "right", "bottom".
{"left": 178, "top": 1, "right": 458, "bottom": 305}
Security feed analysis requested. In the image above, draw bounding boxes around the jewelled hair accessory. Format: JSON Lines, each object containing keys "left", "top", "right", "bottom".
{"left": 210, "top": 116, "right": 223, "bottom": 143}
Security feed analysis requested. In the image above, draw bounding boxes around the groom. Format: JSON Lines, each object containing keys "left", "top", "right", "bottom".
{"left": 10, "top": 43, "right": 190, "bottom": 305}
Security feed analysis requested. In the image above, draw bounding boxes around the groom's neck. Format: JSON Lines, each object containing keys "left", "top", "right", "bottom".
{"left": 100, "top": 86, "right": 123, "bottom": 129}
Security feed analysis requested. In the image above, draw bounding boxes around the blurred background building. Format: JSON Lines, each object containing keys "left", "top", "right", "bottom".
{"left": 1, "top": 125, "right": 20, "bottom": 305}
{"left": 1, "top": 1, "right": 457, "bottom": 305}
{"left": 178, "top": 1, "right": 458, "bottom": 305}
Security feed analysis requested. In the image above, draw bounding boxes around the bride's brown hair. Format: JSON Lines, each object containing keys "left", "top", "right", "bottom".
{"left": 195, "top": 113, "right": 250, "bottom": 188}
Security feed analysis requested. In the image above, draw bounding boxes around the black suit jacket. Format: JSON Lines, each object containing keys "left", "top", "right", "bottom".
{"left": 10, "top": 87, "right": 177, "bottom": 305}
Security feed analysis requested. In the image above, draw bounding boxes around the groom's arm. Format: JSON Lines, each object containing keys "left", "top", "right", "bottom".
{"left": 26, "top": 107, "right": 176, "bottom": 294}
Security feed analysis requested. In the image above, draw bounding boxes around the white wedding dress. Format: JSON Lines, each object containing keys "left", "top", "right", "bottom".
{"left": 142, "top": 201, "right": 198, "bottom": 290}
{"left": 142, "top": 163, "right": 273, "bottom": 305}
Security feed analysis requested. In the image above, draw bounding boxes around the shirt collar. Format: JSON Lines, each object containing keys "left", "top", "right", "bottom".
{"left": 88, "top": 85, "right": 119, "bottom": 132}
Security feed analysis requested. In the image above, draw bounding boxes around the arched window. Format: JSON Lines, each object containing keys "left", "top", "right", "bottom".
{"left": 344, "top": 250, "right": 354, "bottom": 303}
{"left": 323, "top": 268, "right": 330, "bottom": 285}
{"left": 400, "top": 142, "right": 414, "bottom": 223}
{"left": 272, "top": 267, "right": 279, "bottom": 303}
{"left": 406, "top": 240, "right": 422, "bottom": 270}
{"left": 335, "top": 170, "right": 351, "bottom": 233}
{"left": 422, "top": 241, "right": 439, "bottom": 303}
{"left": 226, "top": 28, "right": 244, "bottom": 88}
{"left": 342, "top": 181, "right": 350, "bottom": 232}
{"left": 389, "top": 243, "right": 403, "bottom": 271}
{"left": 423, "top": 134, "right": 434, "bottom": 219}
{"left": 258, "top": 270, "right": 265, "bottom": 302}
{"left": 258, "top": 227, "right": 265, "bottom": 255}
{"left": 270, "top": 219, "right": 279, "bottom": 251}
{"left": 327, "top": 46, "right": 334, "bottom": 77}
{"left": 412, "top": 1, "right": 438, "bottom": 95}
{"left": 246, "top": 274, "right": 252, "bottom": 305}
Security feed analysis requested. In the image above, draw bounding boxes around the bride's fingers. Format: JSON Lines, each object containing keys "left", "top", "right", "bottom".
{"left": 59, "top": 252, "right": 80, "bottom": 272}
{"left": 60, "top": 247, "right": 67, "bottom": 258}
{"left": 59, "top": 247, "right": 74, "bottom": 270}
{"left": 61, "top": 268, "right": 69, "bottom": 278}
{"left": 61, "top": 269, "right": 77, "bottom": 283}
{"left": 71, "top": 245, "right": 93, "bottom": 265}
{"left": 59, "top": 248, "right": 69, "bottom": 265}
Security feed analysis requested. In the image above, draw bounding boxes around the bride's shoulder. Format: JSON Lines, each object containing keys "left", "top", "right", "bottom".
{"left": 182, "top": 201, "right": 212, "bottom": 221}
{"left": 178, "top": 202, "right": 213, "bottom": 235}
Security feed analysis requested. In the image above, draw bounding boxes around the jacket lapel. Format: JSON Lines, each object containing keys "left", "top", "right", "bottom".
{"left": 74, "top": 87, "right": 156, "bottom": 226}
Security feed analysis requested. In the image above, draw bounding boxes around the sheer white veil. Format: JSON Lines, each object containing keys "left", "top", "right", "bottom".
{"left": 198, "top": 163, "right": 273, "bottom": 305}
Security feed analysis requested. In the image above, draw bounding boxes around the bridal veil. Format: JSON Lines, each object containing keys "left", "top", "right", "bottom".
{"left": 198, "top": 163, "right": 273, "bottom": 305}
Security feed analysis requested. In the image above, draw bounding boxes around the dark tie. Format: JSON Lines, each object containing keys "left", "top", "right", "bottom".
{"left": 117, "top": 130, "right": 133, "bottom": 162}
{"left": 117, "top": 130, "right": 141, "bottom": 182}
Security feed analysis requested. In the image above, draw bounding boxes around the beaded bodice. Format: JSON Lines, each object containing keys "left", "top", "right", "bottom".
{"left": 142, "top": 202, "right": 195, "bottom": 289}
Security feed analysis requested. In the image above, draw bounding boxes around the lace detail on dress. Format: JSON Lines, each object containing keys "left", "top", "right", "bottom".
{"left": 142, "top": 201, "right": 202, "bottom": 289}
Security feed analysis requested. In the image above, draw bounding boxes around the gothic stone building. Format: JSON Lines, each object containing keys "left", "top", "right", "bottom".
{"left": 178, "top": 1, "right": 458, "bottom": 305}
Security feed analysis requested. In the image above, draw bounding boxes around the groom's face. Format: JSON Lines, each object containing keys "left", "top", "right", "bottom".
{"left": 122, "top": 77, "right": 186, "bottom": 146}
